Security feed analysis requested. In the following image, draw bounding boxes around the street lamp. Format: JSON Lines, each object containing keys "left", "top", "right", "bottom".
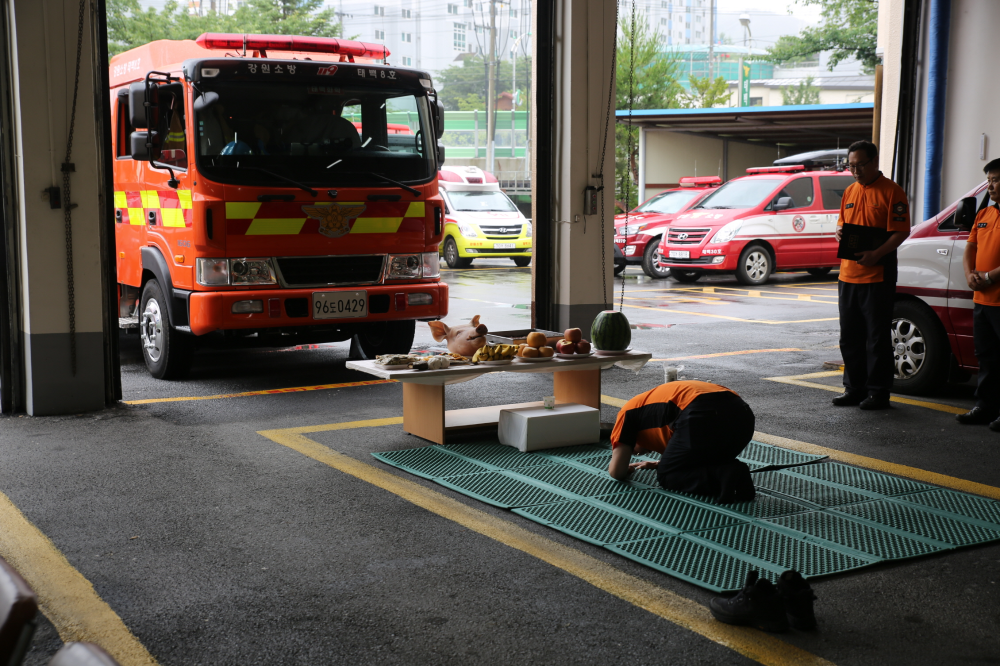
{"left": 738, "top": 14, "right": 752, "bottom": 107}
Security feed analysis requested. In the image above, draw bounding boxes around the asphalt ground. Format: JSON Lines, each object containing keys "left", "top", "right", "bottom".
{"left": 1, "top": 259, "right": 997, "bottom": 666}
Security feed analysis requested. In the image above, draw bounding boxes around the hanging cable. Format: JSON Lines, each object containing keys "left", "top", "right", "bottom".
{"left": 62, "top": 0, "right": 86, "bottom": 376}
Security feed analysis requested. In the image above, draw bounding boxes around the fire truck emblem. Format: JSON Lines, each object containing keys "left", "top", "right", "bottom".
{"left": 302, "top": 204, "right": 367, "bottom": 238}
{"left": 792, "top": 215, "right": 806, "bottom": 232}
{"left": 317, "top": 65, "right": 338, "bottom": 76}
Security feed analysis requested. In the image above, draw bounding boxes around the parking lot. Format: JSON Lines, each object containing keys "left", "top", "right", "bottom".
{"left": 3, "top": 259, "right": 996, "bottom": 666}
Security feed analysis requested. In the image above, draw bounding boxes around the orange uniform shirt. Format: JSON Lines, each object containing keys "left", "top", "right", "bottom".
{"left": 837, "top": 173, "right": 911, "bottom": 284}
{"left": 968, "top": 204, "right": 1000, "bottom": 306}
{"left": 610, "top": 381, "right": 733, "bottom": 453}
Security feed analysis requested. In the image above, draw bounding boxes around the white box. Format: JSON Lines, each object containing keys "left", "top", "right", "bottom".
{"left": 498, "top": 402, "right": 600, "bottom": 452}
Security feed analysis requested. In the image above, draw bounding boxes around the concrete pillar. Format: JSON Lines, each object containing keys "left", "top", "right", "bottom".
{"left": 638, "top": 127, "right": 646, "bottom": 204}
{"left": 6, "top": 0, "right": 112, "bottom": 414}
{"left": 549, "top": 0, "right": 616, "bottom": 331}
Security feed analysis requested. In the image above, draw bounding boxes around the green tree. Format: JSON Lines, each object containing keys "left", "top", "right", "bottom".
{"left": 615, "top": 12, "right": 685, "bottom": 210}
{"left": 434, "top": 55, "right": 531, "bottom": 111}
{"left": 764, "top": 0, "right": 878, "bottom": 73}
{"left": 456, "top": 93, "right": 485, "bottom": 111}
{"left": 682, "top": 75, "right": 731, "bottom": 109}
{"left": 781, "top": 76, "right": 821, "bottom": 105}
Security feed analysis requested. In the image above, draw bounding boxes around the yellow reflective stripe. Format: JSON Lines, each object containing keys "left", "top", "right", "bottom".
{"left": 177, "top": 190, "right": 193, "bottom": 210}
{"left": 127, "top": 208, "right": 144, "bottom": 225}
{"left": 404, "top": 202, "right": 425, "bottom": 217}
{"left": 161, "top": 209, "right": 186, "bottom": 227}
{"left": 140, "top": 190, "right": 160, "bottom": 208}
{"left": 226, "top": 202, "right": 262, "bottom": 219}
{"left": 246, "top": 218, "right": 307, "bottom": 235}
{"left": 113, "top": 191, "right": 127, "bottom": 208}
{"left": 350, "top": 217, "right": 403, "bottom": 233}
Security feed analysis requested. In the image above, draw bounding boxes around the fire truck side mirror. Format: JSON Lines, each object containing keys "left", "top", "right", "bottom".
{"left": 434, "top": 100, "right": 445, "bottom": 139}
{"left": 128, "top": 81, "right": 159, "bottom": 130}
{"left": 436, "top": 142, "right": 446, "bottom": 166}
{"left": 955, "top": 196, "right": 977, "bottom": 231}
{"left": 193, "top": 91, "right": 219, "bottom": 113}
{"left": 130, "top": 130, "right": 162, "bottom": 162}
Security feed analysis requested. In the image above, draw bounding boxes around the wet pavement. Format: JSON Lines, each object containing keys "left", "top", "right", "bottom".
{"left": 2, "top": 259, "right": 996, "bottom": 666}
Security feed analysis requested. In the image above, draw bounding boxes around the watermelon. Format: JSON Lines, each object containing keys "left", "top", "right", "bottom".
{"left": 591, "top": 310, "right": 631, "bottom": 351}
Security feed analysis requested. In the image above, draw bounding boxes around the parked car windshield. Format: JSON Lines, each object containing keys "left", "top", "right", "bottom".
{"left": 195, "top": 81, "right": 434, "bottom": 187}
{"left": 694, "top": 177, "right": 784, "bottom": 210}
{"left": 634, "top": 189, "right": 703, "bottom": 214}
{"left": 447, "top": 190, "right": 518, "bottom": 212}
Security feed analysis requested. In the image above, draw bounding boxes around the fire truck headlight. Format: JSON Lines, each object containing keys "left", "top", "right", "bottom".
{"left": 229, "top": 258, "right": 277, "bottom": 285}
{"left": 196, "top": 258, "right": 230, "bottom": 286}
{"left": 710, "top": 220, "right": 743, "bottom": 244}
{"left": 421, "top": 252, "right": 441, "bottom": 278}
{"left": 457, "top": 223, "right": 478, "bottom": 238}
{"left": 387, "top": 254, "right": 422, "bottom": 279}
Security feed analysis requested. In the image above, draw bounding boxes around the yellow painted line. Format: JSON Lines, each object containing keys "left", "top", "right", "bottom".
{"left": 623, "top": 302, "right": 839, "bottom": 325}
{"left": 125, "top": 379, "right": 395, "bottom": 405}
{"left": 652, "top": 348, "right": 803, "bottom": 362}
{"left": 258, "top": 421, "right": 833, "bottom": 666}
{"left": 752, "top": 431, "right": 1000, "bottom": 501}
{"left": 601, "top": 394, "right": 627, "bottom": 408}
{"left": 0, "top": 492, "right": 157, "bottom": 665}
{"left": 623, "top": 295, "right": 725, "bottom": 306}
{"left": 440, "top": 266, "right": 530, "bottom": 272}
{"left": 764, "top": 371, "right": 968, "bottom": 415}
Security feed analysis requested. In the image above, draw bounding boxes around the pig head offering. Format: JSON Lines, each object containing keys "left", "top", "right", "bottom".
{"left": 428, "top": 315, "right": 488, "bottom": 357}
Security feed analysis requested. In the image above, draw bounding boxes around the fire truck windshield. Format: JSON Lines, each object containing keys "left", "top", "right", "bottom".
{"left": 195, "top": 81, "right": 435, "bottom": 187}
{"left": 693, "top": 177, "right": 784, "bottom": 210}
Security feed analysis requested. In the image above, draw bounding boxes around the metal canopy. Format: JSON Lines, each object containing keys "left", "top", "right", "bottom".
{"left": 616, "top": 103, "right": 874, "bottom": 150}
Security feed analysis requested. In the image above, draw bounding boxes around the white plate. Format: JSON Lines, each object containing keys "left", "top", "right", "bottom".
{"left": 493, "top": 242, "right": 516, "bottom": 249}
{"left": 375, "top": 363, "right": 411, "bottom": 370}
{"left": 668, "top": 250, "right": 690, "bottom": 259}
{"left": 477, "top": 359, "right": 514, "bottom": 366}
{"left": 555, "top": 352, "right": 595, "bottom": 359}
{"left": 312, "top": 290, "right": 368, "bottom": 319}
{"left": 593, "top": 347, "right": 633, "bottom": 356}
{"left": 514, "top": 356, "right": 554, "bottom": 363}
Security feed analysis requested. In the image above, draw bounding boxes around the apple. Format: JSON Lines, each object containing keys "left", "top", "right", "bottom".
{"left": 576, "top": 340, "right": 591, "bottom": 354}
{"left": 564, "top": 328, "right": 583, "bottom": 342}
{"left": 555, "top": 339, "right": 577, "bottom": 354}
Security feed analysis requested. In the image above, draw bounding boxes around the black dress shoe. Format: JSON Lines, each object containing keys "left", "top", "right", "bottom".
{"left": 956, "top": 407, "right": 999, "bottom": 425}
{"left": 831, "top": 391, "right": 865, "bottom": 406}
{"left": 990, "top": 418, "right": 1000, "bottom": 433}
{"left": 859, "top": 394, "right": 892, "bottom": 410}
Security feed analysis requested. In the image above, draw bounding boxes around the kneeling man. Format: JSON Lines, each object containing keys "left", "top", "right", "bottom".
{"left": 608, "top": 381, "right": 756, "bottom": 503}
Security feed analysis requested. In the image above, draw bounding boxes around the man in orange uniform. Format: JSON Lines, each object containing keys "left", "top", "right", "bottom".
{"left": 957, "top": 159, "right": 1000, "bottom": 428}
{"left": 832, "top": 141, "right": 911, "bottom": 410}
{"left": 608, "top": 381, "right": 755, "bottom": 503}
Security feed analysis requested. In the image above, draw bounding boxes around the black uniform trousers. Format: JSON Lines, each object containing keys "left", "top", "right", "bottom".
{"left": 656, "top": 391, "right": 756, "bottom": 503}
{"left": 838, "top": 279, "right": 896, "bottom": 397}
{"left": 973, "top": 303, "right": 1000, "bottom": 410}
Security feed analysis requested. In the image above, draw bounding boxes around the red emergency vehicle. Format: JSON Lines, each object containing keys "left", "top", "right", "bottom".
{"left": 110, "top": 34, "right": 448, "bottom": 378}
{"left": 656, "top": 165, "right": 854, "bottom": 284}
{"left": 613, "top": 176, "right": 720, "bottom": 278}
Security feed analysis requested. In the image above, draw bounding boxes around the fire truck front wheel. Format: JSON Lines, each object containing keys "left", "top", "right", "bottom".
{"left": 349, "top": 320, "right": 417, "bottom": 360}
{"left": 139, "top": 279, "right": 193, "bottom": 380}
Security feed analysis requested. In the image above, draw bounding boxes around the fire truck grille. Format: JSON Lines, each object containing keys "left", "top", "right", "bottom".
{"left": 667, "top": 228, "right": 712, "bottom": 244}
{"left": 276, "top": 255, "right": 386, "bottom": 287}
{"left": 479, "top": 224, "right": 522, "bottom": 236}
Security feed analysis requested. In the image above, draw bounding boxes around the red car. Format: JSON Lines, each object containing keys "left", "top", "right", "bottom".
{"left": 657, "top": 166, "right": 854, "bottom": 284}
{"left": 614, "top": 176, "right": 721, "bottom": 278}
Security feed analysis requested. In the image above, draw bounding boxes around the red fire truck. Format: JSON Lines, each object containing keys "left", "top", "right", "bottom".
{"left": 110, "top": 34, "right": 448, "bottom": 378}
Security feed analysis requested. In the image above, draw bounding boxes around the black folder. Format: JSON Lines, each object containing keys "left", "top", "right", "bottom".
{"left": 837, "top": 223, "right": 893, "bottom": 263}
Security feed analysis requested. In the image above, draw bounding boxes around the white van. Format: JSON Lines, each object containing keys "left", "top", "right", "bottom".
{"left": 437, "top": 166, "right": 532, "bottom": 268}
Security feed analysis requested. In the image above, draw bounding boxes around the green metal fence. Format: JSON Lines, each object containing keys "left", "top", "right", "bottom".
{"left": 440, "top": 110, "right": 529, "bottom": 159}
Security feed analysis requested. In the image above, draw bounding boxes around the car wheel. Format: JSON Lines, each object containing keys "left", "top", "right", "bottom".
{"left": 640, "top": 239, "right": 670, "bottom": 279}
{"left": 613, "top": 262, "right": 627, "bottom": 276}
{"left": 139, "top": 279, "right": 193, "bottom": 379}
{"left": 891, "top": 300, "right": 950, "bottom": 395}
{"left": 670, "top": 270, "right": 701, "bottom": 283}
{"left": 807, "top": 267, "right": 833, "bottom": 277}
{"left": 513, "top": 257, "right": 531, "bottom": 267}
{"left": 443, "top": 237, "right": 472, "bottom": 269}
{"left": 349, "top": 320, "right": 417, "bottom": 359}
{"left": 735, "top": 244, "right": 773, "bottom": 285}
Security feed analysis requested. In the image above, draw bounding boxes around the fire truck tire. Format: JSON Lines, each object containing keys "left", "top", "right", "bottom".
{"left": 670, "top": 270, "right": 702, "bottom": 283}
{"left": 891, "top": 300, "right": 950, "bottom": 395}
{"left": 513, "top": 257, "right": 531, "bottom": 267}
{"left": 139, "top": 279, "right": 192, "bottom": 380}
{"left": 349, "top": 320, "right": 417, "bottom": 360}
{"left": 443, "top": 238, "right": 472, "bottom": 268}
{"left": 735, "top": 244, "right": 773, "bottom": 285}
{"left": 641, "top": 239, "right": 670, "bottom": 279}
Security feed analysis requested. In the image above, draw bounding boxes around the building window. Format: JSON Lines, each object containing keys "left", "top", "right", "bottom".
{"left": 453, "top": 22, "right": 466, "bottom": 50}
{"left": 661, "top": 18, "right": 667, "bottom": 25}
{"left": 374, "top": 5, "right": 384, "bottom": 16}
{"left": 750, "top": 97, "right": 763, "bottom": 106}
{"left": 402, "top": 32, "right": 412, "bottom": 42}
{"left": 464, "top": 0, "right": 472, "bottom": 6}
{"left": 401, "top": 8, "right": 411, "bottom": 18}
{"left": 447, "top": 3, "right": 458, "bottom": 14}
{"left": 402, "top": 56, "right": 412, "bottom": 66}
{"left": 510, "top": 8, "right": 517, "bottom": 17}
{"left": 509, "top": 30, "right": 517, "bottom": 39}
{"left": 374, "top": 29, "right": 385, "bottom": 40}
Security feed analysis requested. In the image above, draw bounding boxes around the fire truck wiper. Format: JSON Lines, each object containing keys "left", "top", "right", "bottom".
{"left": 360, "top": 172, "right": 420, "bottom": 197}
{"left": 239, "top": 166, "right": 318, "bottom": 197}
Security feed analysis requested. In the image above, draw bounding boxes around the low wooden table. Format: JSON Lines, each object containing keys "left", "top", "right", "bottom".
{"left": 346, "top": 351, "right": 651, "bottom": 444}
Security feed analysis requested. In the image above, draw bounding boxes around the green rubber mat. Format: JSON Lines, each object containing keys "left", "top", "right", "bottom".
{"left": 372, "top": 441, "right": 1000, "bottom": 592}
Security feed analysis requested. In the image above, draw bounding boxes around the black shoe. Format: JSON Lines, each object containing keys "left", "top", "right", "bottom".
{"left": 990, "top": 418, "right": 1000, "bottom": 433}
{"left": 957, "top": 407, "right": 999, "bottom": 425}
{"left": 859, "top": 394, "right": 891, "bottom": 410}
{"left": 831, "top": 391, "right": 865, "bottom": 406}
{"left": 709, "top": 571, "right": 789, "bottom": 632}
{"left": 776, "top": 570, "right": 816, "bottom": 630}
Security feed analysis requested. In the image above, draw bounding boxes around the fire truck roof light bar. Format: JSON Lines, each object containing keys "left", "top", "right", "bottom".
{"left": 195, "top": 33, "right": 390, "bottom": 60}
{"left": 745, "top": 165, "right": 806, "bottom": 175}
